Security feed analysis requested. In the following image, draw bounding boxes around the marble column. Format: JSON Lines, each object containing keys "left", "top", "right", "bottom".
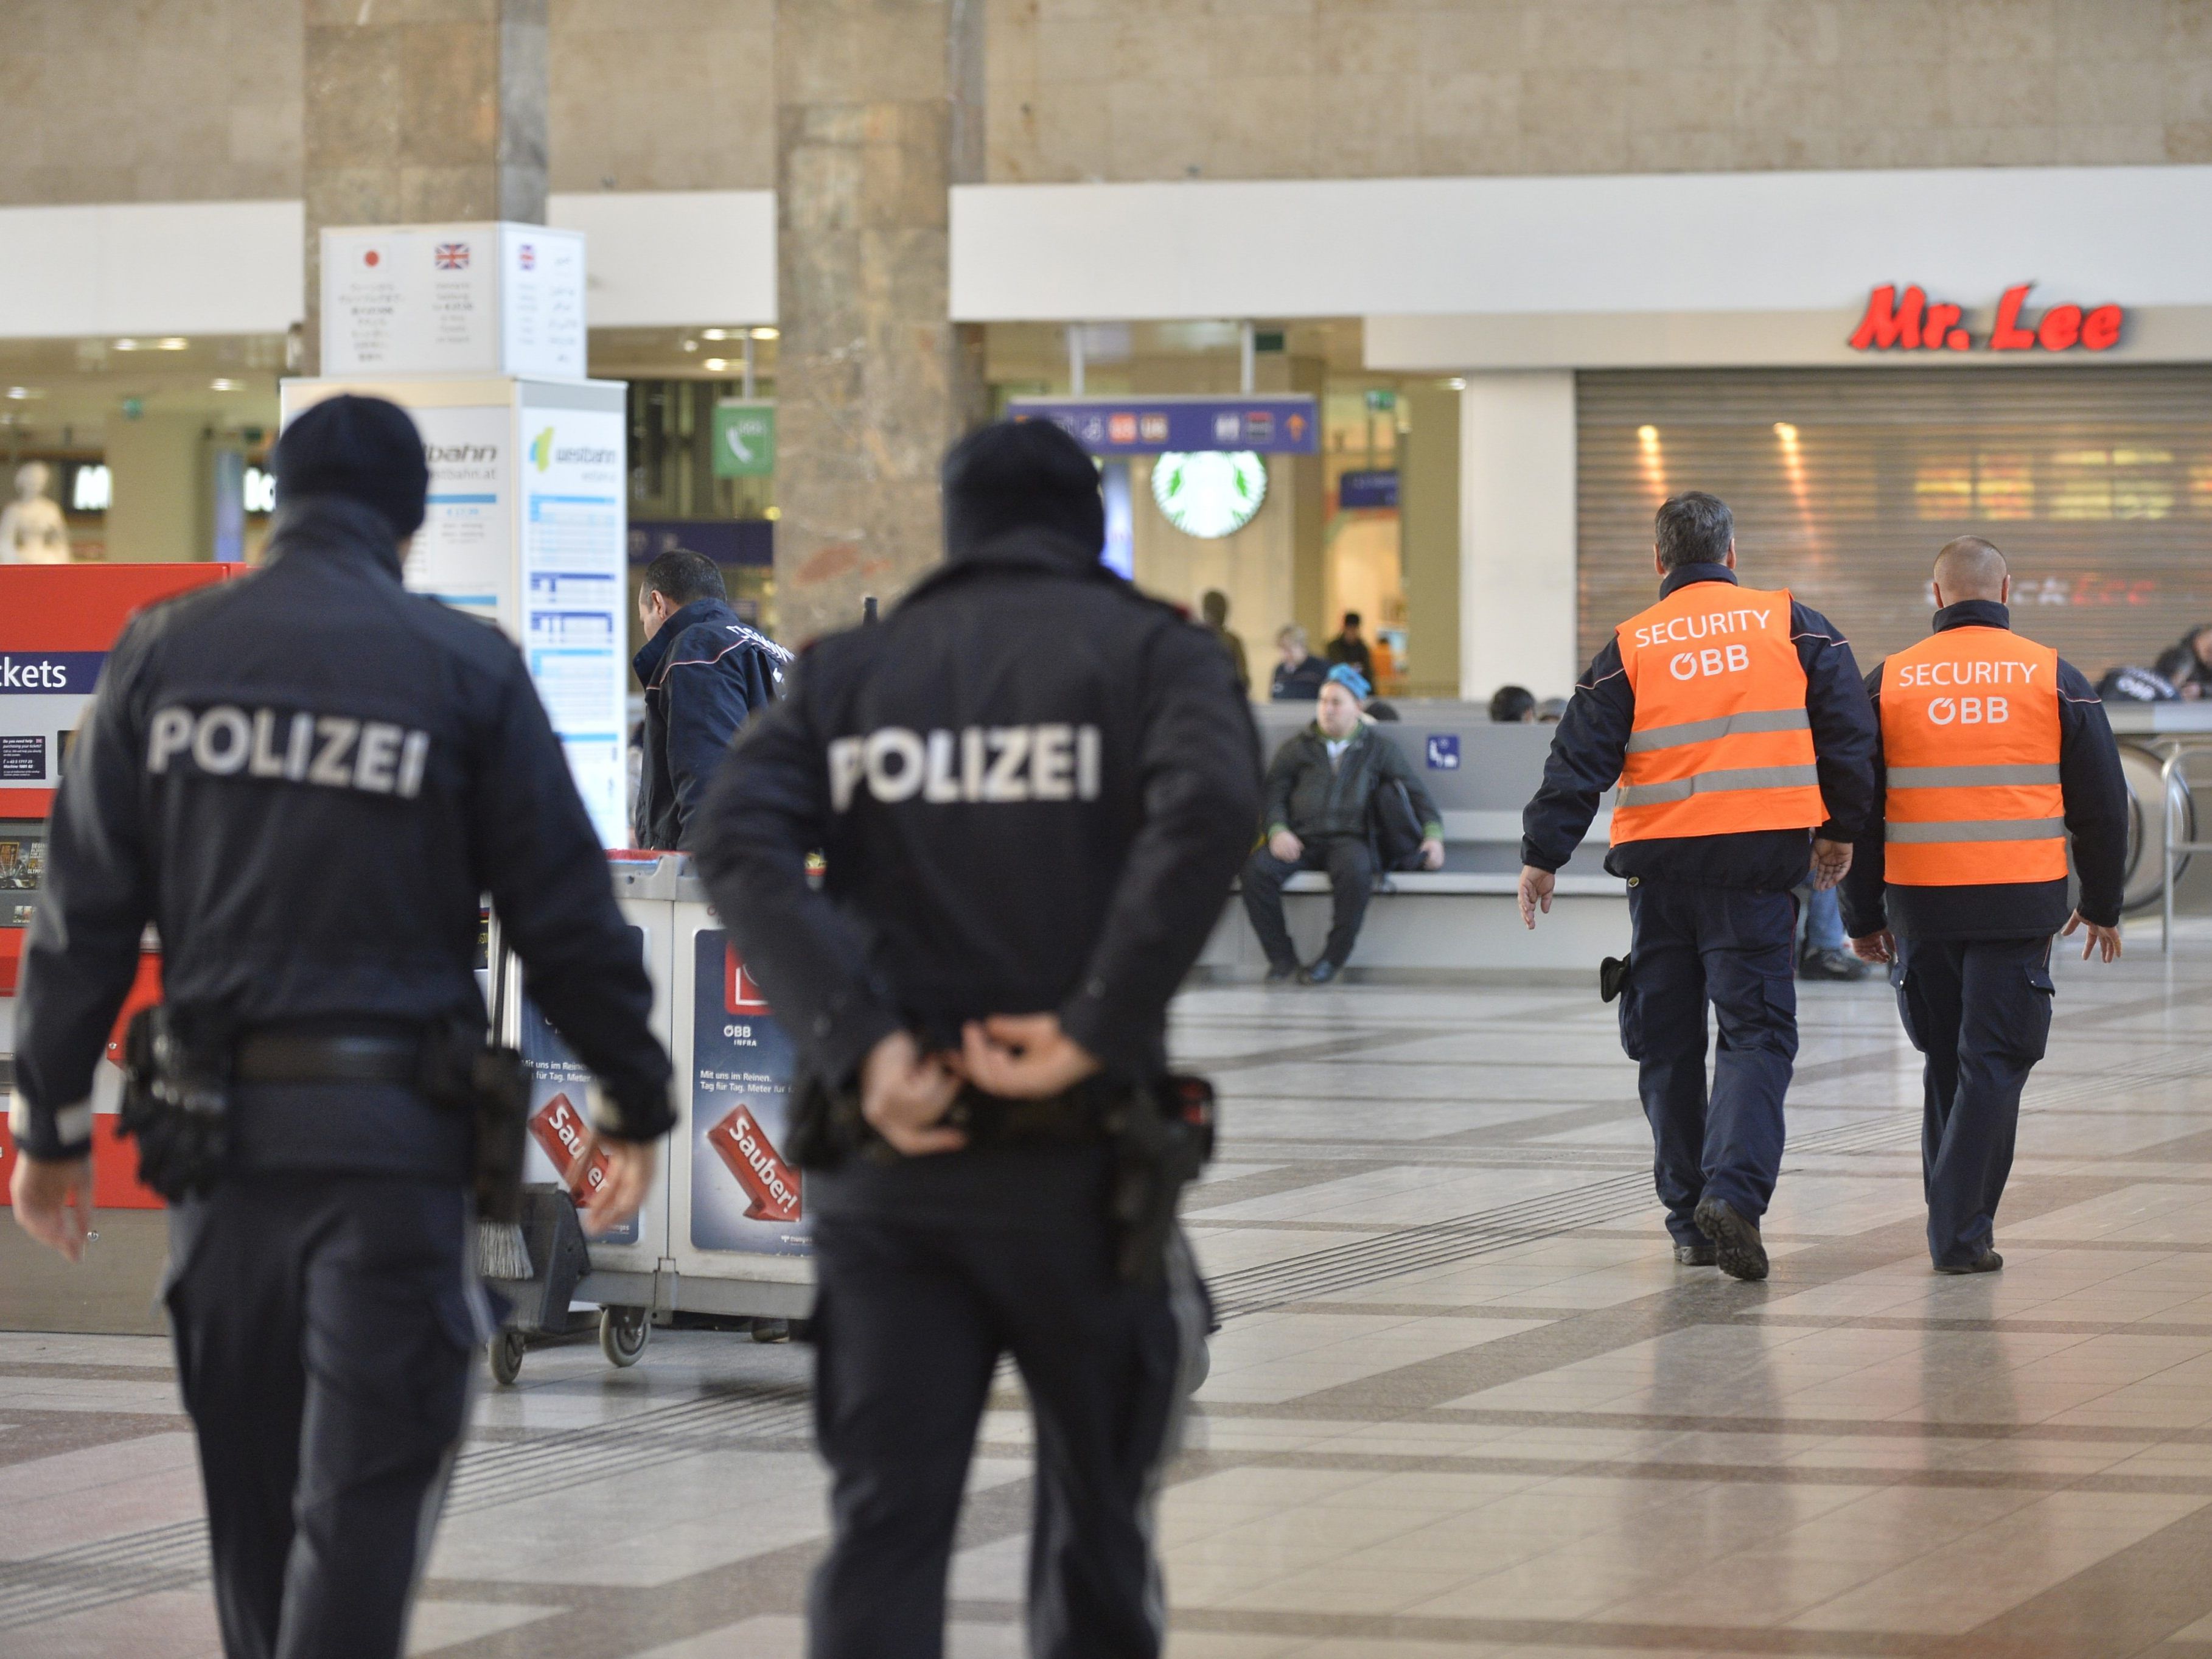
{"left": 773, "top": 0, "right": 989, "bottom": 645}
{"left": 299, "top": 0, "right": 550, "bottom": 375}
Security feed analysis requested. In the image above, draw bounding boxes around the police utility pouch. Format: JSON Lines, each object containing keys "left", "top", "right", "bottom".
{"left": 119, "top": 1005, "right": 232, "bottom": 1201}
{"left": 418, "top": 1018, "right": 530, "bottom": 1226}
{"left": 1104, "top": 1074, "right": 1217, "bottom": 1286}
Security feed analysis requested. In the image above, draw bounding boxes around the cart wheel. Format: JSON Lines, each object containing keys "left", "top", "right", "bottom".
{"left": 489, "top": 1327, "right": 528, "bottom": 1387}
{"left": 599, "top": 1305, "right": 651, "bottom": 1369}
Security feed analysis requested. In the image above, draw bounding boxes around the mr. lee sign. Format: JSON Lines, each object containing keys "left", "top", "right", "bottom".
{"left": 1849, "top": 282, "right": 2123, "bottom": 355}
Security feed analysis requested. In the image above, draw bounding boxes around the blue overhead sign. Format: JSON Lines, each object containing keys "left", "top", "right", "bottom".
{"left": 1007, "top": 394, "right": 1321, "bottom": 456}
{"left": 1338, "top": 469, "right": 1399, "bottom": 510}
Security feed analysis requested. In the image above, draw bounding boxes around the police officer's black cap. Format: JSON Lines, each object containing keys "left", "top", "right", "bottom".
{"left": 273, "top": 394, "right": 430, "bottom": 540}
{"left": 942, "top": 420, "right": 1105, "bottom": 564}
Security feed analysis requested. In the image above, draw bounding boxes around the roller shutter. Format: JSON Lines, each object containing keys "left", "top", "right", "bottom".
{"left": 1576, "top": 366, "right": 2212, "bottom": 681}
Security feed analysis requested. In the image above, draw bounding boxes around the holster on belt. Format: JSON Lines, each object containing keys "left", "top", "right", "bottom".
{"left": 1103, "top": 1075, "right": 1216, "bottom": 1285}
{"left": 418, "top": 1017, "right": 530, "bottom": 1225}
{"left": 119, "top": 1005, "right": 233, "bottom": 1201}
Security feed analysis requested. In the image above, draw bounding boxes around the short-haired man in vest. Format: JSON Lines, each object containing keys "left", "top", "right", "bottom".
{"left": 1518, "top": 492, "right": 1878, "bottom": 1280}
{"left": 1840, "top": 536, "right": 2127, "bottom": 1274}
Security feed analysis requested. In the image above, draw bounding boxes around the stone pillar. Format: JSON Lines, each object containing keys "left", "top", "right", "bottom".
{"left": 299, "top": 0, "right": 550, "bottom": 375}
{"left": 773, "top": 0, "right": 989, "bottom": 646}
{"left": 1399, "top": 384, "right": 1462, "bottom": 698}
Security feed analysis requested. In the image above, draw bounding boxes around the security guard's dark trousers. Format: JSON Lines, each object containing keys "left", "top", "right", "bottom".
{"left": 1241, "top": 835, "right": 1376, "bottom": 971}
{"left": 807, "top": 1148, "right": 1201, "bottom": 1659}
{"left": 166, "top": 1173, "right": 476, "bottom": 1659}
{"left": 1893, "top": 935, "right": 2054, "bottom": 1268}
{"left": 1620, "top": 882, "right": 1799, "bottom": 1244}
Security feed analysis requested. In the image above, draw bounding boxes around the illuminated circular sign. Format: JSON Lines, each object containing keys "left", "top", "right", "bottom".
{"left": 1151, "top": 451, "right": 1266, "bottom": 539}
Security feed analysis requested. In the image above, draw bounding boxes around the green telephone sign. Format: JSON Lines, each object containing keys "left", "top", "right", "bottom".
{"left": 713, "top": 401, "right": 776, "bottom": 478}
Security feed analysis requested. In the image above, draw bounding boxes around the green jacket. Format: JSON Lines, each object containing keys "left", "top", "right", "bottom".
{"left": 1263, "top": 722, "right": 1444, "bottom": 842}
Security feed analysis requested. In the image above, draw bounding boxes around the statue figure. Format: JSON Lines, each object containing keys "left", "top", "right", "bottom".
{"left": 0, "top": 462, "right": 71, "bottom": 564}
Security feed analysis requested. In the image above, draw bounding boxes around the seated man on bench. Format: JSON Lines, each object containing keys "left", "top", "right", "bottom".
{"left": 1243, "top": 665, "right": 1445, "bottom": 985}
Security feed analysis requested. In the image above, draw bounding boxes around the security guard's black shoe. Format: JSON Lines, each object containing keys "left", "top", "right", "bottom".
{"left": 1799, "top": 947, "right": 1871, "bottom": 982}
{"left": 1934, "top": 1249, "right": 2004, "bottom": 1276}
{"left": 1692, "top": 1196, "right": 1768, "bottom": 1282}
{"left": 1263, "top": 961, "right": 1299, "bottom": 983}
{"left": 1673, "top": 1241, "right": 1717, "bottom": 1266}
{"left": 1299, "top": 959, "right": 1341, "bottom": 985}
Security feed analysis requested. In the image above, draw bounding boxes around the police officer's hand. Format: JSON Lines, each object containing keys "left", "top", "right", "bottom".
{"left": 1810, "top": 837, "right": 1853, "bottom": 890}
{"left": 861, "top": 1030, "right": 966, "bottom": 1156}
{"left": 1851, "top": 930, "right": 1896, "bottom": 965}
{"left": 1268, "top": 829, "right": 1303, "bottom": 862}
{"left": 1517, "top": 864, "right": 1555, "bottom": 929}
{"left": 1420, "top": 837, "right": 1445, "bottom": 871}
{"left": 574, "top": 1134, "right": 657, "bottom": 1237}
{"left": 960, "top": 1013, "right": 1101, "bottom": 1100}
{"left": 11, "top": 1155, "right": 94, "bottom": 1263}
{"left": 2064, "top": 911, "right": 2124, "bottom": 963}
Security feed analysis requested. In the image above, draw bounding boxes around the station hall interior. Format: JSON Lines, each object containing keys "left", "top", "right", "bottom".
{"left": 13, "top": 2, "right": 2212, "bottom": 1657}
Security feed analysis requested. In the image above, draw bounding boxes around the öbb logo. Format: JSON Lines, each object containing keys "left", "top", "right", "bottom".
{"left": 1850, "top": 283, "right": 2122, "bottom": 354}
{"left": 1671, "top": 644, "right": 1750, "bottom": 681}
{"left": 1929, "top": 696, "right": 2011, "bottom": 726}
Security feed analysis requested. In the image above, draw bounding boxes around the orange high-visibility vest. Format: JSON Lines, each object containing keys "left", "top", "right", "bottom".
{"left": 1611, "top": 581, "right": 1826, "bottom": 844}
{"left": 1879, "top": 626, "right": 2064, "bottom": 885}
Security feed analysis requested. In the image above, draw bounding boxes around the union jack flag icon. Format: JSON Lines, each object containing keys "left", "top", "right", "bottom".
{"left": 434, "top": 242, "right": 470, "bottom": 270}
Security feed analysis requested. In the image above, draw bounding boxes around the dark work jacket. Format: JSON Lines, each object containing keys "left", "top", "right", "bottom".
{"left": 1521, "top": 564, "right": 1880, "bottom": 892}
{"left": 1264, "top": 722, "right": 1443, "bottom": 842}
{"left": 632, "top": 596, "right": 790, "bottom": 851}
{"left": 1839, "top": 599, "right": 2128, "bottom": 940}
{"left": 693, "top": 529, "right": 1261, "bottom": 1105}
{"left": 9, "top": 497, "right": 674, "bottom": 1169}
{"left": 1270, "top": 654, "right": 1328, "bottom": 702}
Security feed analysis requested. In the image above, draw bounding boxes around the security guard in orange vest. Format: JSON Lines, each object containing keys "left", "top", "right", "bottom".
{"left": 1840, "top": 536, "right": 2127, "bottom": 1274}
{"left": 1520, "top": 493, "right": 1877, "bottom": 1280}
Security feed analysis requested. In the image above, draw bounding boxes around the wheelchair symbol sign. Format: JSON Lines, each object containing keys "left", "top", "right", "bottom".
{"left": 1426, "top": 734, "right": 1460, "bottom": 770}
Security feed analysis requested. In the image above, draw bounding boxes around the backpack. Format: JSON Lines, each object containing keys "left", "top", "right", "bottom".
{"left": 1368, "top": 777, "right": 1428, "bottom": 873}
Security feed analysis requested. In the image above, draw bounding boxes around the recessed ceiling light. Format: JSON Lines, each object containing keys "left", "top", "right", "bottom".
{"left": 700, "top": 328, "right": 730, "bottom": 341}
{"left": 5, "top": 386, "right": 38, "bottom": 400}
{"left": 702, "top": 358, "right": 730, "bottom": 371}
{"left": 210, "top": 378, "right": 243, "bottom": 391}
{"left": 113, "top": 338, "right": 142, "bottom": 351}
{"left": 682, "top": 339, "right": 699, "bottom": 352}
{"left": 157, "top": 337, "right": 189, "bottom": 351}
{"left": 750, "top": 327, "right": 778, "bottom": 341}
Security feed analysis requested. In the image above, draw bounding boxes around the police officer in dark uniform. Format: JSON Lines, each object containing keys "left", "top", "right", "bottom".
{"left": 8, "top": 395, "right": 674, "bottom": 1659}
{"left": 1518, "top": 492, "right": 1878, "bottom": 1281}
{"left": 693, "top": 419, "right": 1260, "bottom": 1658}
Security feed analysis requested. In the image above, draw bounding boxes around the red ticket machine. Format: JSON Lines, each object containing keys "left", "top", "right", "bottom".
{"left": 0, "top": 563, "right": 245, "bottom": 1208}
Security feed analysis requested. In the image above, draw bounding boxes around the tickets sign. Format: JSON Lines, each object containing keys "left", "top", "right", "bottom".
{"left": 689, "top": 929, "right": 806, "bottom": 1255}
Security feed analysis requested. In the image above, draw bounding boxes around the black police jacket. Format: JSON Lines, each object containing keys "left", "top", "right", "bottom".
{"left": 691, "top": 529, "right": 1262, "bottom": 1097}
{"left": 631, "top": 596, "right": 790, "bottom": 851}
{"left": 9, "top": 496, "right": 674, "bottom": 1168}
{"left": 1521, "top": 564, "right": 1880, "bottom": 892}
{"left": 1838, "top": 600, "right": 2129, "bottom": 941}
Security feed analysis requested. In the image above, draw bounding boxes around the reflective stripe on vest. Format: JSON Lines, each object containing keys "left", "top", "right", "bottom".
{"left": 1879, "top": 626, "right": 2064, "bottom": 885}
{"left": 1610, "top": 581, "right": 1826, "bottom": 844}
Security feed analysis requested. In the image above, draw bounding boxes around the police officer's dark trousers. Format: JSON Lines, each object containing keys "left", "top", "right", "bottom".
{"left": 1619, "top": 882, "right": 1799, "bottom": 1244}
{"left": 806, "top": 1146, "right": 1203, "bottom": 1659}
{"left": 1893, "top": 935, "right": 2054, "bottom": 1267}
{"left": 165, "top": 1172, "right": 477, "bottom": 1659}
{"left": 1241, "top": 836, "right": 1376, "bottom": 971}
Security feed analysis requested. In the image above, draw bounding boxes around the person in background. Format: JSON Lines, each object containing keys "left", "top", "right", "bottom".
{"left": 2153, "top": 623, "right": 2212, "bottom": 699}
{"left": 1490, "top": 685, "right": 1538, "bottom": 723}
{"left": 1325, "top": 610, "right": 1374, "bottom": 677}
{"left": 1843, "top": 536, "right": 2128, "bottom": 1274}
{"left": 633, "top": 549, "right": 792, "bottom": 851}
{"left": 1271, "top": 624, "right": 1328, "bottom": 702}
{"left": 1244, "top": 665, "right": 1445, "bottom": 985}
{"left": 1798, "top": 884, "right": 1871, "bottom": 980}
{"left": 1201, "top": 589, "right": 1250, "bottom": 693}
{"left": 1536, "top": 696, "right": 1569, "bottom": 724}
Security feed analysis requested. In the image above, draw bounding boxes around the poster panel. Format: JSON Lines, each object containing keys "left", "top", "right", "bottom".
{"left": 688, "top": 927, "right": 808, "bottom": 1256}
{"left": 517, "top": 924, "right": 646, "bottom": 1248}
{"left": 407, "top": 403, "right": 513, "bottom": 625}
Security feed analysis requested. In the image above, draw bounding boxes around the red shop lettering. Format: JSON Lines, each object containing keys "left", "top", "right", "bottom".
{"left": 1849, "top": 284, "right": 2122, "bottom": 354}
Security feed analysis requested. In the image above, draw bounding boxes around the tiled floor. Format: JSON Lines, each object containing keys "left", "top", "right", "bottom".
{"left": 10, "top": 927, "right": 2212, "bottom": 1658}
